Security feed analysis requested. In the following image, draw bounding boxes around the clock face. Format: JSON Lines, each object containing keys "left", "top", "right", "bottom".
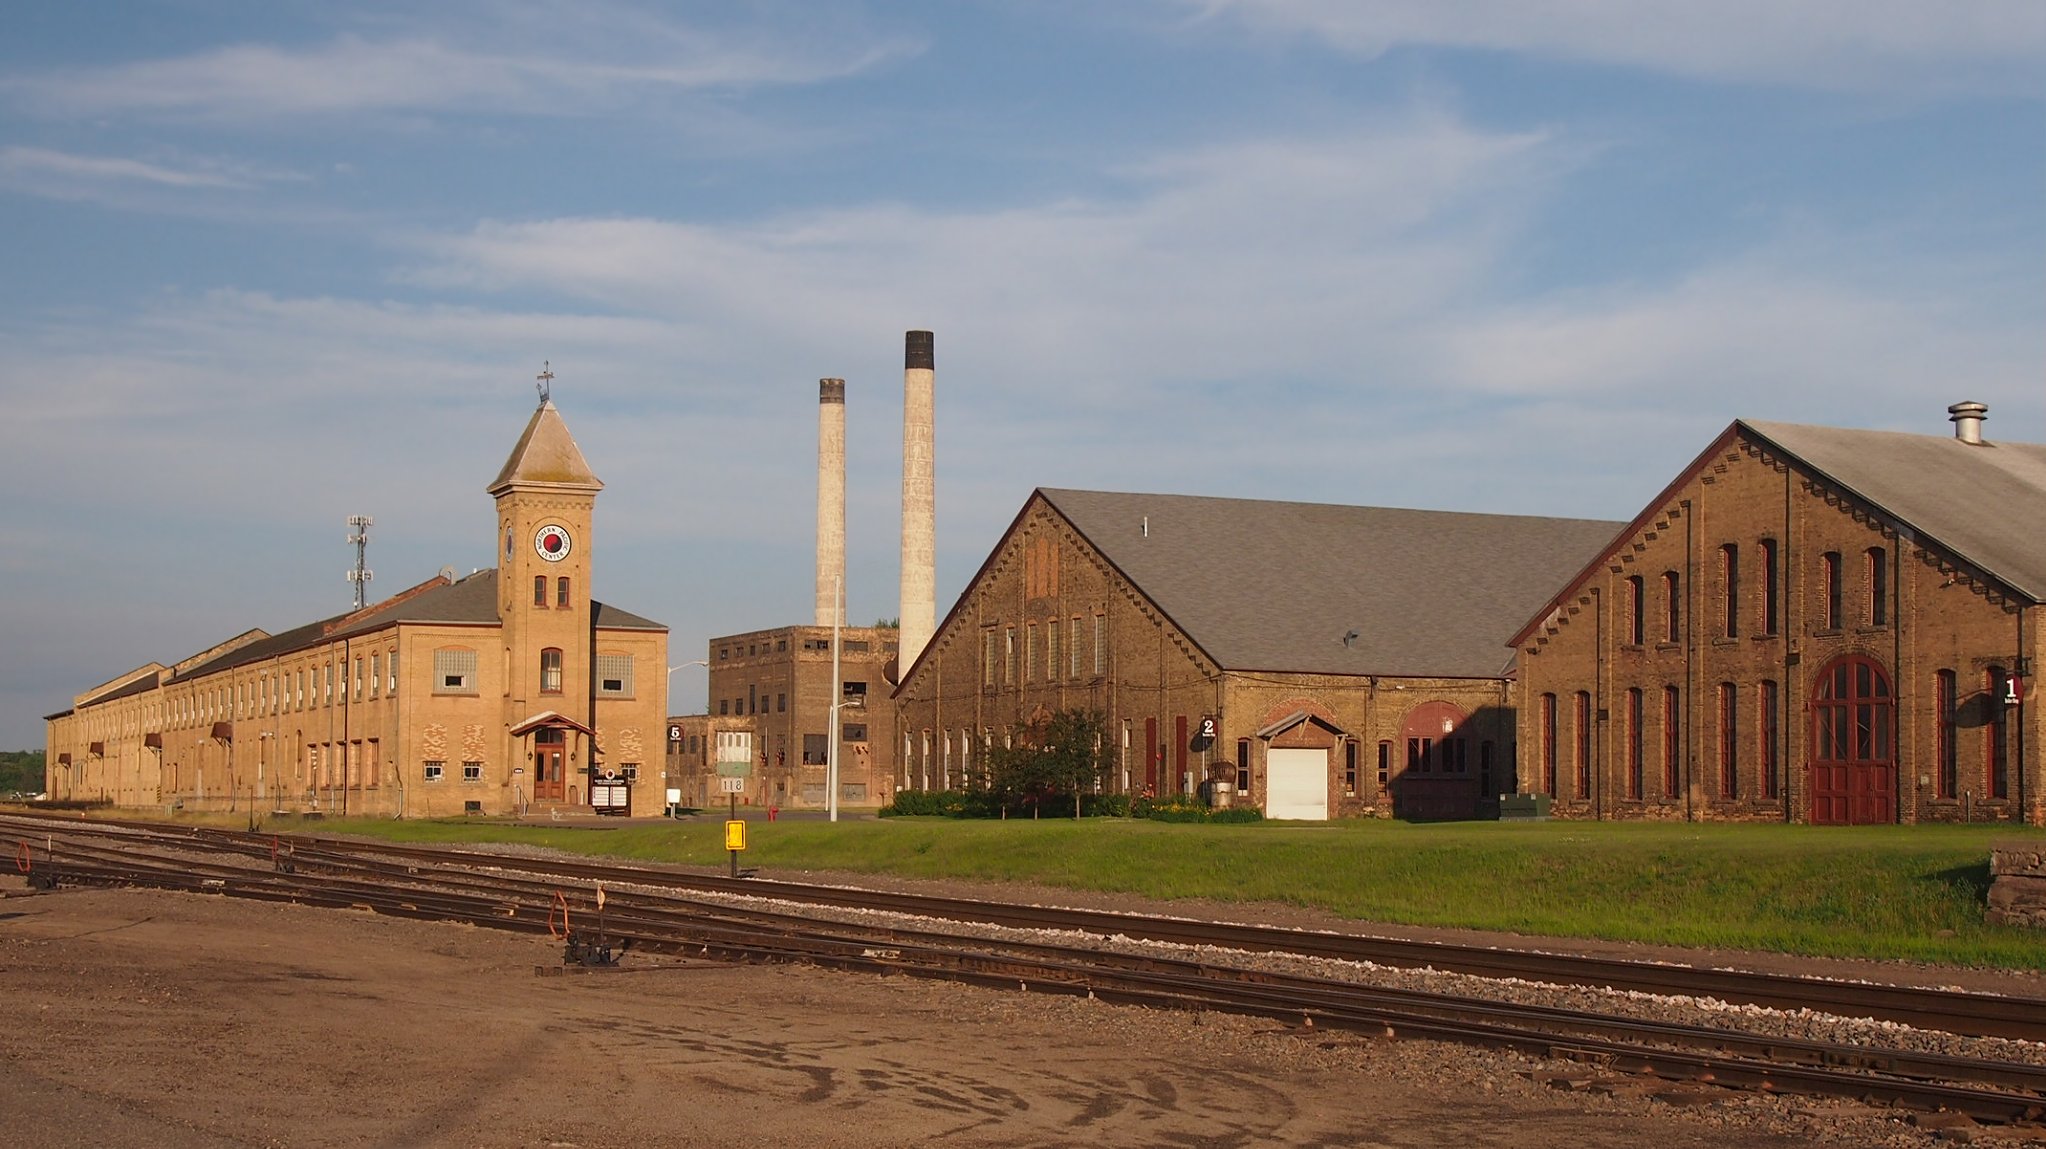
{"left": 534, "top": 524, "right": 573, "bottom": 563}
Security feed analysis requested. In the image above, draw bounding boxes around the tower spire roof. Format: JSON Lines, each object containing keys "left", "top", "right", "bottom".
{"left": 488, "top": 379, "right": 602, "bottom": 495}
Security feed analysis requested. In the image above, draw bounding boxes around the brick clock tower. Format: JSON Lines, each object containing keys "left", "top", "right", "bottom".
{"left": 489, "top": 375, "right": 603, "bottom": 804}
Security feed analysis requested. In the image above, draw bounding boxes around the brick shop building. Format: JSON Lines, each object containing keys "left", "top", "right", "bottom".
{"left": 893, "top": 488, "right": 1620, "bottom": 819}
{"left": 1511, "top": 404, "right": 2046, "bottom": 826}
{"left": 45, "top": 393, "right": 669, "bottom": 818}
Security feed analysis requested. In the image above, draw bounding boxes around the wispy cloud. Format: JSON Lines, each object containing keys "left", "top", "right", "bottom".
{"left": 4, "top": 7, "right": 922, "bottom": 122}
{"left": 1172, "top": 0, "right": 2046, "bottom": 94}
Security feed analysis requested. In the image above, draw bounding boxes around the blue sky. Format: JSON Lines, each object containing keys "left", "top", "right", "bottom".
{"left": 4, "top": 1, "right": 2044, "bottom": 750}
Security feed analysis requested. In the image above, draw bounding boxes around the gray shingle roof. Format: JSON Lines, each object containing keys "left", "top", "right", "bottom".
{"left": 1037, "top": 489, "right": 1624, "bottom": 679}
{"left": 174, "top": 570, "right": 663, "bottom": 681}
{"left": 1741, "top": 419, "right": 2046, "bottom": 601}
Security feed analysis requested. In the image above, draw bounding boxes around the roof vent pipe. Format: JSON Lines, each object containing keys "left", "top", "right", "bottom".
{"left": 1948, "top": 400, "right": 1988, "bottom": 445}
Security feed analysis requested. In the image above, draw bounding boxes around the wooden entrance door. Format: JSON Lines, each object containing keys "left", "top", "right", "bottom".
{"left": 1809, "top": 656, "right": 1894, "bottom": 825}
{"left": 533, "top": 729, "right": 567, "bottom": 802}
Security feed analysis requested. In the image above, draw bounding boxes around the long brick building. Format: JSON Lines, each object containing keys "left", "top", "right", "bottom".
{"left": 1511, "top": 403, "right": 2045, "bottom": 826}
{"left": 44, "top": 392, "right": 669, "bottom": 817}
{"left": 893, "top": 488, "right": 1620, "bottom": 819}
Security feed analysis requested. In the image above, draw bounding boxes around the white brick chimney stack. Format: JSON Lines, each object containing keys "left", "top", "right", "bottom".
{"left": 815, "top": 378, "right": 846, "bottom": 627}
{"left": 899, "top": 331, "right": 937, "bottom": 673}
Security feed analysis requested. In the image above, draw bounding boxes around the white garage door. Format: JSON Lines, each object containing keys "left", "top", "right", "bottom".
{"left": 1265, "top": 748, "right": 1329, "bottom": 820}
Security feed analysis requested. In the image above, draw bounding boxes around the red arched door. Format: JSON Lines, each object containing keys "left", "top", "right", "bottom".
{"left": 1809, "top": 656, "right": 1893, "bottom": 825}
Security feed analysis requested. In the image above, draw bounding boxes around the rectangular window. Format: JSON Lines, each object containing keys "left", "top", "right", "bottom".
{"left": 1540, "top": 693, "right": 1558, "bottom": 797}
{"left": 462, "top": 761, "right": 482, "bottom": 782}
{"left": 596, "top": 653, "right": 633, "bottom": 696}
{"left": 370, "top": 654, "right": 381, "bottom": 699}
{"left": 354, "top": 656, "right": 364, "bottom": 700}
{"left": 1760, "top": 538, "right": 1779, "bottom": 635}
{"left": 1343, "top": 741, "right": 1357, "bottom": 794}
{"left": 1867, "top": 547, "right": 1888, "bottom": 627}
{"left": 1046, "top": 619, "right": 1059, "bottom": 682}
{"left": 534, "top": 575, "right": 547, "bottom": 607}
{"left": 1004, "top": 628, "right": 1016, "bottom": 685}
{"left": 1760, "top": 680, "right": 1780, "bottom": 799}
{"left": 1663, "top": 685, "right": 1680, "bottom": 797}
{"left": 557, "top": 576, "right": 570, "bottom": 608}
{"left": 1237, "top": 739, "right": 1251, "bottom": 793}
{"left": 1717, "top": 682, "right": 1737, "bottom": 799}
{"left": 802, "top": 734, "right": 828, "bottom": 765}
{"left": 325, "top": 663, "right": 333, "bottom": 704}
{"left": 983, "top": 629, "right": 999, "bottom": 688}
{"left": 1025, "top": 623, "right": 1038, "bottom": 682}
{"left": 718, "top": 699, "right": 729, "bottom": 716}
{"left": 777, "top": 693, "right": 787, "bottom": 713}
{"left": 1936, "top": 669, "right": 1957, "bottom": 799}
{"left": 1093, "top": 614, "right": 1106, "bottom": 675}
{"left": 1069, "top": 617, "right": 1082, "bottom": 677}
{"left": 842, "top": 681, "right": 868, "bottom": 707}
{"left": 843, "top": 723, "right": 867, "bottom": 742}
{"left": 540, "top": 648, "right": 563, "bottom": 694}
{"left": 1376, "top": 741, "right": 1390, "bottom": 789}
{"left": 388, "top": 651, "right": 397, "bottom": 694}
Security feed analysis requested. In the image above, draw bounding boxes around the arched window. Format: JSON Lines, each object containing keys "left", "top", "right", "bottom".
{"left": 1821, "top": 552, "right": 1842, "bottom": 631}
{"left": 1539, "top": 693, "right": 1558, "bottom": 797}
{"left": 1759, "top": 538, "right": 1780, "bottom": 635}
{"left": 1717, "top": 682, "right": 1737, "bottom": 799}
{"left": 1759, "top": 679, "right": 1780, "bottom": 798}
{"left": 1935, "top": 669, "right": 1957, "bottom": 800}
{"left": 1720, "top": 544, "right": 1740, "bottom": 639}
{"left": 1626, "top": 575, "right": 1645, "bottom": 645}
{"left": 1626, "top": 687, "right": 1644, "bottom": 799}
{"left": 1573, "top": 691, "right": 1592, "bottom": 797}
{"left": 1988, "top": 666, "right": 2010, "bottom": 799}
{"left": 1662, "top": 570, "right": 1680, "bottom": 642}
{"left": 533, "top": 575, "right": 547, "bottom": 607}
{"left": 540, "top": 647, "right": 563, "bottom": 694}
{"left": 1661, "top": 685, "right": 1680, "bottom": 797}
{"left": 1865, "top": 547, "right": 1887, "bottom": 627}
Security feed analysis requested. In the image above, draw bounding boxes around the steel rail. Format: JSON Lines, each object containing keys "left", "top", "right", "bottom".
{"left": 10, "top": 810, "right": 2046, "bottom": 1043}
{"left": 17, "top": 824, "right": 2046, "bottom": 1126}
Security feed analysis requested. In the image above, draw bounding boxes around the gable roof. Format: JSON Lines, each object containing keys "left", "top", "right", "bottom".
{"left": 488, "top": 399, "right": 602, "bottom": 494}
{"left": 1508, "top": 416, "right": 2046, "bottom": 650}
{"left": 1036, "top": 488, "right": 1624, "bottom": 679}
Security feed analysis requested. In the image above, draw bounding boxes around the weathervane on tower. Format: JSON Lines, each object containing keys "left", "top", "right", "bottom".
{"left": 537, "top": 361, "right": 554, "bottom": 404}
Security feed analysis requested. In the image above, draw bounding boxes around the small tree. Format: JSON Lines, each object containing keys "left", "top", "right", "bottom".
{"left": 986, "top": 710, "right": 1112, "bottom": 818}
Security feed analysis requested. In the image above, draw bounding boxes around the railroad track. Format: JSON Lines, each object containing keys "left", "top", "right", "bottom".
{"left": 7, "top": 810, "right": 2046, "bottom": 1127}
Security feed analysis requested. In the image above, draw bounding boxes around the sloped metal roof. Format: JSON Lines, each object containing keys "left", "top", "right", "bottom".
{"left": 1742, "top": 419, "right": 2046, "bottom": 602}
{"left": 1037, "top": 488, "right": 1624, "bottom": 679}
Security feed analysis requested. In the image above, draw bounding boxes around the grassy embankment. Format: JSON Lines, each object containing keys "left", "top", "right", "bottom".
{"left": 266, "top": 814, "right": 2046, "bottom": 970}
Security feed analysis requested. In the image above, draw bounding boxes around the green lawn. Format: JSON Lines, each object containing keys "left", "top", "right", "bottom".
{"left": 266, "top": 814, "right": 2046, "bottom": 970}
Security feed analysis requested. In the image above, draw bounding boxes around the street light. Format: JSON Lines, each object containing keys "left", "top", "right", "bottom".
{"left": 667, "top": 660, "right": 709, "bottom": 713}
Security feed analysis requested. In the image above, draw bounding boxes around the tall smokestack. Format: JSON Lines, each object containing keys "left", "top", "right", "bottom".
{"left": 815, "top": 378, "right": 846, "bottom": 627}
{"left": 899, "top": 331, "right": 936, "bottom": 672}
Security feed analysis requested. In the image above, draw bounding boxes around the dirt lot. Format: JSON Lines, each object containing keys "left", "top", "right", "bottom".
{"left": 0, "top": 884, "right": 2033, "bottom": 1148}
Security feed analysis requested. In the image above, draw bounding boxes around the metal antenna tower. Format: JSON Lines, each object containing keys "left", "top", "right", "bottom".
{"left": 346, "top": 515, "right": 375, "bottom": 609}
